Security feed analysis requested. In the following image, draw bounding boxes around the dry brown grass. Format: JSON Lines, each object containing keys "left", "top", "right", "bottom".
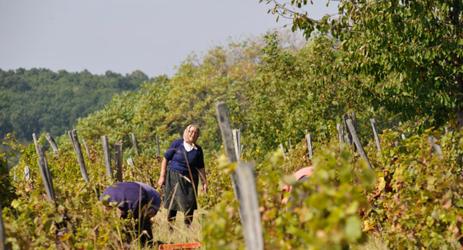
{"left": 150, "top": 208, "right": 206, "bottom": 247}
{"left": 138, "top": 210, "right": 388, "bottom": 250}
{"left": 351, "top": 233, "right": 389, "bottom": 250}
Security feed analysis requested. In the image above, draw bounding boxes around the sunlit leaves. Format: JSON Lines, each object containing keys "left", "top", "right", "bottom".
{"left": 265, "top": 0, "right": 463, "bottom": 128}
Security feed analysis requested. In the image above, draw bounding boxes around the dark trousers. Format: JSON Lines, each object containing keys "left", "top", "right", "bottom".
{"left": 168, "top": 209, "right": 194, "bottom": 226}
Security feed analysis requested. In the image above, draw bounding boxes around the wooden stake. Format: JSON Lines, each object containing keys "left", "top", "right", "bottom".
{"left": 32, "top": 134, "right": 55, "bottom": 198}
{"left": 232, "top": 129, "right": 241, "bottom": 160}
{"left": 131, "top": 133, "right": 139, "bottom": 156}
{"left": 370, "top": 118, "right": 382, "bottom": 151}
{"left": 82, "top": 137, "right": 91, "bottom": 161}
{"left": 342, "top": 114, "right": 353, "bottom": 146}
{"left": 114, "top": 142, "right": 123, "bottom": 182}
{"left": 337, "top": 123, "right": 344, "bottom": 152}
{"left": 235, "top": 162, "right": 264, "bottom": 250}
{"left": 156, "top": 135, "right": 160, "bottom": 158}
{"left": 346, "top": 119, "right": 372, "bottom": 169}
{"left": 428, "top": 136, "right": 443, "bottom": 158}
{"left": 305, "top": 134, "right": 313, "bottom": 159}
{"left": 68, "top": 130, "right": 89, "bottom": 182}
{"left": 45, "top": 133, "right": 59, "bottom": 153}
{"left": 101, "top": 136, "right": 112, "bottom": 179}
{"left": 32, "top": 133, "right": 38, "bottom": 148}
{"left": 36, "top": 145, "right": 55, "bottom": 200}
{"left": 279, "top": 144, "right": 286, "bottom": 160}
{"left": 215, "top": 101, "right": 240, "bottom": 200}
{"left": 24, "top": 166, "right": 30, "bottom": 181}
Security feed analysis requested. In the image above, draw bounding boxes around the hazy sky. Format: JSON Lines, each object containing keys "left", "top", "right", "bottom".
{"left": 0, "top": 0, "right": 338, "bottom": 77}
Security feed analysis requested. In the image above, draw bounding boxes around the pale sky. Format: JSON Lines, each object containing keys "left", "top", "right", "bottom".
{"left": 0, "top": 0, "right": 338, "bottom": 77}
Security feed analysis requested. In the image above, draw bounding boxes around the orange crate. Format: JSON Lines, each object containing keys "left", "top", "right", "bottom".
{"left": 158, "top": 242, "right": 201, "bottom": 250}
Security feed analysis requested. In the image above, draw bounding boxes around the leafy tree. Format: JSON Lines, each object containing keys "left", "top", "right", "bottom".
{"left": 75, "top": 36, "right": 266, "bottom": 156}
{"left": 0, "top": 68, "right": 148, "bottom": 147}
{"left": 244, "top": 32, "right": 384, "bottom": 152}
{"left": 263, "top": 0, "right": 463, "bottom": 129}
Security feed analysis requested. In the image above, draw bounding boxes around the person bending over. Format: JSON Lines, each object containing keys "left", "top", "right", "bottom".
{"left": 100, "top": 181, "right": 161, "bottom": 244}
{"left": 281, "top": 166, "right": 314, "bottom": 206}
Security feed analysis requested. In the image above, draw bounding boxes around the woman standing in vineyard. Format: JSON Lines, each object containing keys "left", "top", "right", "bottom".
{"left": 157, "top": 124, "right": 208, "bottom": 228}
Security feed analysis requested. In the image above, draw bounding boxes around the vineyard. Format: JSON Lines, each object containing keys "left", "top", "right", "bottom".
{"left": 1, "top": 1, "right": 463, "bottom": 246}
{"left": 2, "top": 100, "right": 463, "bottom": 249}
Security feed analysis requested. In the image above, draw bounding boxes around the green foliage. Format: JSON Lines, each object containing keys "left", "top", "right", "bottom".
{"left": 0, "top": 68, "right": 147, "bottom": 149}
{"left": 265, "top": 0, "right": 463, "bottom": 128}
{"left": 196, "top": 150, "right": 232, "bottom": 210}
{"left": 0, "top": 157, "right": 17, "bottom": 209}
{"left": 203, "top": 142, "right": 374, "bottom": 249}
{"left": 365, "top": 129, "right": 463, "bottom": 249}
{"left": 244, "top": 32, "right": 388, "bottom": 153}
{"left": 2, "top": 138, "right": 165, "bottom": 249}
{"left": 0, "top": 132, "right": 23, "bottom": 208}
{"left": 74, "top": 36, "right": 268, "bottom": 158}
{"left": 5, "top": 24, "right": 463, "bottom": 249}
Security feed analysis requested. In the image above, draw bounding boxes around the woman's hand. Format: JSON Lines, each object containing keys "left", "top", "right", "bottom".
{"left": 202, "top": 183, "right": 208, "bottom": 194}
{"left": 157, "top": 177, "right": 165, "bottom": 188}
{"left": 158, "top": 157, "right": 168, "bottom": 188}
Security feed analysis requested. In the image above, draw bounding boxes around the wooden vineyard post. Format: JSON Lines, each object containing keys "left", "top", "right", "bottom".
{"left": 156, "top": 135, "right": 160, "bottom": 158}
{"left": 370, "top": 118, "right": 382, "bottom": 151}
{"left": 0, "top": 197, "right": 5, "bottom": 250}
{"left": 45, "top": 133, "right": 59, "bottom": 153}
{"left": 428, "top": 136, "right": 443, "bottom": 158}
{"left": 68, "top": 130, "right": 89, "bottom": 183}
{"left": 289, "top": 139, "right": 293, "bottom": 152}
{"left": 350, "top": 111, "right": 358, "bottom": 131}
{"left": 13, "top": 166, "right": 17, "bottom": 182}
{"left": 305, "top": 133, "right": 313, "bottom": 159}
{"left": 131, "top": 133, "right": 139, "bottom": 156}
{"left": 36, "top": 145, "right": 55, "bottom": 200}
{"left": 337, "top": 123, "right": 344, "bottom": 152}
{"left": 114, "top": 142, "right": 123, "bottom": 182}
{"left": 82, "top": 137, "right": 91, "bottom": 161}
{"left": 346, "top": 119, "right": 373, "bottom": 169}
{"left": 235, "top": 162, "right": 264, "bottom": 250}
{"left": 101, "top": 136, "right": 112, "bottom": 179}
{"left": 32, "top": 133, "right": 38, "bottom": 148}
{"left": 232, "top": 129, "right": 242, "bottom": 160}
{"left": 342, "top": 114, "right": 353, "bottom": 146}
{"left": 215, "top": 101, "right": 240, "bottom": 200}
{"left": 279, "top": 144, "right": 286, "bottom": 160}
{"left": 32, "top": 133, "right": 55, "bottom": 199}
{"left": 24, "top": 166, "right": 30, "bottom": 181}
{"left": 216, "top": 101, "right": 264, "bottom": 250}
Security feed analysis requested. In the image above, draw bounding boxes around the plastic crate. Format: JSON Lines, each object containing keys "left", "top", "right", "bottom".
{"left": 158, "top": 242, "right": 201, "bottom": 250}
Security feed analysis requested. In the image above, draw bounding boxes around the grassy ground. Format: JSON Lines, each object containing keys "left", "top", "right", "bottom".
{"left": 146, "top": 208, "right": 388, "bottom": 250}
{"left": 151, "top": 208, "right": 205, "bottom": 247}
{"left": 352, "top": 233, "right": 389, "bottom": 250}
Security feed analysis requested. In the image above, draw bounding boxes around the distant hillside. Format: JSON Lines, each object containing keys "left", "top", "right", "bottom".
{"left": 0, "top": 68, "right": 153, "bottom": 146}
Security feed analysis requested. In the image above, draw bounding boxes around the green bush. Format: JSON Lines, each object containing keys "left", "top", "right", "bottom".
{"left": 203, "top": 142, "right": 375, "bottom": 249}
{"left": 365, "top": 129, "right": 463, "bottom": 249}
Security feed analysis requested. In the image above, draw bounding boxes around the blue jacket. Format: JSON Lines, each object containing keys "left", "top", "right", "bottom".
{"left": 99, "top": 182, "right": 161, "bottom": 218}
{"left": 164, "top": 138, "right": 205, "bottom": 175}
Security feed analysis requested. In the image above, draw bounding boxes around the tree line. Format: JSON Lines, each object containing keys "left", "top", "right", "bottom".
{"left": 0, "top": 68, "right": 157, "bottom": 155}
